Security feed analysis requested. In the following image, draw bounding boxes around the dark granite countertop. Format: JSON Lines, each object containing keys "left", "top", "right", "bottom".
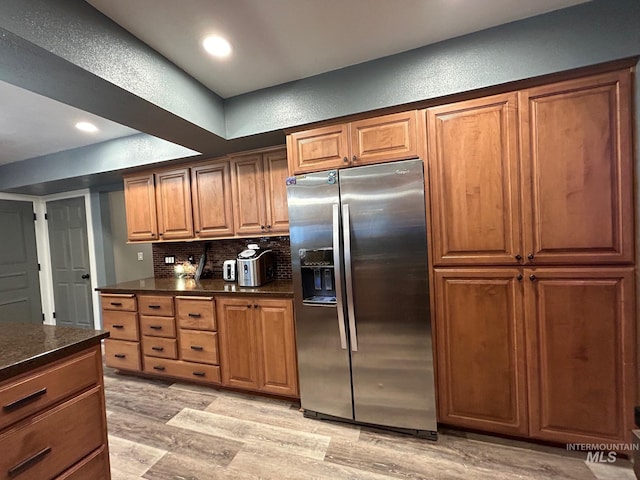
{"left": 96, "top": 277, "right": 293, "bottom": 297}
{"left": 0, "top": 323, "right": 109, "bottom": 383}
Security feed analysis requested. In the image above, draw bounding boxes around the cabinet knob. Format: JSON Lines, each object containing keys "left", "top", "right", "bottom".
{"left": 527, "top": 253, "right": 534, "bottom": 261}
{"left": 517, "top": 274, "right": 523, "bottom": 281}
{"left": 266, "top": 225, "right": 271, "bottom": 229}
{"left": 529, "top": 274, "right": 536, "bottom": 281}
{"left": 343, "top": 156, "right": 348, "bottom": 163}
{"left": 159, "top": 233, "right": 163, "bottom": 237}
{"left": 254, "top": 304, "right": 258, "bottom": 308}
{"left": 195, "top": 230, "right": 200, "bottom": 234}
{"left": 247, "top": 304, "right": 252, "bottom": 308}
{"left": 352, "top": 155, "right": 357, "bottom": 162}
{"left": 260, "top": 225, "right": 266, "bottom": 230}
{"left": 515, "top": 254, "right": 522, "bottom": 261}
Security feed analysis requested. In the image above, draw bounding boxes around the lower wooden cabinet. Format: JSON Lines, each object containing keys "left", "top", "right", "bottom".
{"left": 217, "top": 297, "right": 298, "bottom": 397}
{"left": 434, "top": 267, "right": 635, "bottom": 444}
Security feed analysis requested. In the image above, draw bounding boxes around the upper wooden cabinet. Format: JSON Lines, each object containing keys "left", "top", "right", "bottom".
{"left": 287, "top": 111, "right": 418, "bottom": 174}
{"left": 231, "top": 148, "right": 289, "bottom": 236}
{"left": 123, "top": 173, "right": 158, "bottom": 241}
{"left": 519, "top": 70, "right": 633, "bottom": 265}
{"left": 427, "top": 69, "right": 633, "bottom": 266}
{"left": 155, "top": 167, "right": 194, "bottom": 240}
{"left": 427, "top": 93, "right": 520, "bottom": 265}
{"left": 191, "top": 160, "right": 234, "bottom": 238}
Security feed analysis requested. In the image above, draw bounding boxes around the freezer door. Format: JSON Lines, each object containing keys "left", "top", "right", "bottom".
{"left": 339, "top": 159, "right": 437, "bottom": 431}
{"left": 287, "top": 171, "right": 353, "bottom": 420}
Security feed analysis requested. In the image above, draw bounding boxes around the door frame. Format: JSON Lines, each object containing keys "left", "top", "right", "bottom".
{"left": 0, "top": 190, "right": 100, "bottom": 328}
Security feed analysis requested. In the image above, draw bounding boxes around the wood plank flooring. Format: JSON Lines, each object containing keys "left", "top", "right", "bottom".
{"left": 104, "top": 368, "right": 635, "bottom": 480}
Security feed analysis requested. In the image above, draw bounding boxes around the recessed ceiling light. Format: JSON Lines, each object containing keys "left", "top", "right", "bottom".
{"left": 75, "top": 121, "right": 98, "bottom": 133}
{"left": 202, "top": 35, "right": 232, "bottom": 58}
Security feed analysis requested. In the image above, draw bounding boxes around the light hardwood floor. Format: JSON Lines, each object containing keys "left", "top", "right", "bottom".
{"left": 104, "top": 367, "right": 635, "bottom": 480}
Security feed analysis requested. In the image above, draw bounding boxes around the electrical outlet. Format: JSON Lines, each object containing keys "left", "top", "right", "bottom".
{"left": 164, "top": 256, "right": 175, "bottom": 265}
{"left": 137, "top": 252, "right": 144, "bottom": 261}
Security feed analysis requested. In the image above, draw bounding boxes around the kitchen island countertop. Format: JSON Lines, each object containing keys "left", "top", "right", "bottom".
{"left": 96, "top": 277, "right": 293, "bottom": 297}
{"left": 0, "top": 323, "right": 109, "bottom": 382}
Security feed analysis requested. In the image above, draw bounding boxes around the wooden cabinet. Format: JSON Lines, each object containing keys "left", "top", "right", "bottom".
{"left": 434, "top": 266, "right": 635, "bottom": 444}
{"left": 123, "top": 173, "right": 158, "bottom": 241}
{"left": 0, "top": 346, "right": 110, "bottom": 479}
{"left": 519, "top": 70, "right": 633, "bottom": 265}
{"left": 230, "top": 148, "right": 289, "bottom": 235}
{"left": 427, "top": 93, "right": 521, "bottom": 265}
{"left": 288, "top": 111, "right": 418, "bottom": 174}
{"left": 191, "top": 159, "right": 234, "bottom": 238}
{"left": 427, "top": 70, "right": 633, "bottom": 267}
{"left": 217, "top": 297, "right": 298, "bottom": 396}
{"left": 155, "top": 167, "right": 194, "bottom": 240}
{"left": 102, "top": 294, "right": 142, "bottom": 372}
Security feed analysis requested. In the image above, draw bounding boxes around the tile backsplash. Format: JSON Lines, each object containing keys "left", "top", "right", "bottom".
{"left": 152, "top": 236, "right": 292, "bottom": 280}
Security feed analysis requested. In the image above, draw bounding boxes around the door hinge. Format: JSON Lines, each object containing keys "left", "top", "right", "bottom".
{"left": 38, "top": 263, "right": 41, "bottom": 271}
{"left": 44, "top": 213, "right": 48, "bottom": 220}
{"left": 53, "top": 312, "right": 56, "bottom": 319}
{"left": 42, "top": 313, "right": 45, "bottom": 322}
{"left": 33, "top": 213, "right": 37, "bottom": 221}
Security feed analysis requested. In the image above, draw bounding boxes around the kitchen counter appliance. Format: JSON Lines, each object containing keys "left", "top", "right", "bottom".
{"left": 222, "top": 259, "right": 236, "bottom": 282}
{"left": 286, "top": 159, "right": 437, "bottom": 438}
{"left": 236, "top": 246, "right": 276, "bottom": 287}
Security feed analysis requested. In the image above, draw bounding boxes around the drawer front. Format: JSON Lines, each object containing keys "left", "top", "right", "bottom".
{"left": 142, "top": 336, "right": 178, "bottom": 359}
{"left": 0, "top": 387, "right": 105, "bottom": 480}
{"left": 100, "top": 293, "right": 136, "bottom": 312}
{"left": 0, "top": 348, "right": 100, "bottom": 431}
{"left": 104, "top": 340, "right": 141, "bottom": 371}
{"left": 54, "top": 446, "right": 109, "bottom": 480}
{"left": 176, "top": 296, "right": 215, "bottom": 330}
{"left": 140, "top": 315, "right": 176, "bottom": 338}
{"left": 179, "top": 330, "right": 219, "bottom": 365}
{"left": 139, "top": 295, "right": 174, "bottom": 317}
{"left": 143, "top": 358, "right": 221, "bottom": 384}
{"left": 102, "top": 310, "right": 138, "bottom": 341}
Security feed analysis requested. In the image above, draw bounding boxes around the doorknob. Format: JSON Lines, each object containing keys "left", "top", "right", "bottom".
{"left": 81, "top": 274, "right": 90, "bottom": 279}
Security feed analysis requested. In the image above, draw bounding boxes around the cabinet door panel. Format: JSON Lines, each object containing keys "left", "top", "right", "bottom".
{"left": 217, "top": 298, "right": 260, "bottom": 390}
{"left": 525, "top": 268, "right": 634, "bottom": 444}
{"left": 427, "top": 94, "right": 520, "bottom": 265}
{"left": 255, "top": 299, "right": 297, "bottom": 396}
{"left": 155, "top": 168, "right": 194, "bottom": 240}
{"left": 231, "top": 155, "right": 266, "bottom": 235}
{"left": 520, "top": 70, "right": 633, "bottom": 264}
{"left": 351, "top": 111, "right": 417, "bottom": 166}
{"left": 434, "top": 268, "right": 527, "bottom": 435}
{"left": 123, "top": 173, "right": 158, "bottom": 241}
{"left": 288, "top": 124, "right": 349, "bottom": 174}
{"left": 191, "top": 160, "right": 234, "bottom": 238}
{"left": 263, "top": 149, "right": 290, "bottom": 234}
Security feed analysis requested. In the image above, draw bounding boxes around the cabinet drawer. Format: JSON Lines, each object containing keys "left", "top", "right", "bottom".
{"left": 104, "top": 340, "right": 141, "bottom": 371}
{"left": 0, "top": 348, "right": 100, "bottom": 431}
{"left": 100, "top": 293, "right": 136, "bottom": 312}
{"left": 102, "top": 310, "right": 138, "bottom": 341}
{"left": 54, "top": 446, "right": 109, "bottom": 480}
{"left": 0, "top": 387, "right": 105, "bottom": 480}
{"left": 140, "top": 315, "right": 176, "bottom": 338}
{"left": 176, "top": 296, "right": 215, "bottom": 330}
{"left": 139, "top": 295, "right": 174, "bottom": 317}
{"left": 179, "top": 330, "right": 219, "bottom": 365}
{"left": 142, "top": 336, "right": 178, "bottom": 359}
{"left": 143, "top": 358, "right": 221, "bottom": 384}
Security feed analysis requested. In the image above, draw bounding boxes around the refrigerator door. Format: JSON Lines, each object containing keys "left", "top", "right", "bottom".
{"left": 339, "top": 159, "right": 437, "bottom": 431}
{"left": 287, "top": 170, "right": 353, "bottom": 420}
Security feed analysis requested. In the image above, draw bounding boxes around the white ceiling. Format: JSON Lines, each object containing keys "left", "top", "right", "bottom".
{"left": 1, "top": 0, "right": 589, "bottom": 168}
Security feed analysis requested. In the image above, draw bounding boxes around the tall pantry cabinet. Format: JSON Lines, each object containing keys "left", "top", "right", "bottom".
{"left": 426, "top": 68, "right": 635, "bottom": 444}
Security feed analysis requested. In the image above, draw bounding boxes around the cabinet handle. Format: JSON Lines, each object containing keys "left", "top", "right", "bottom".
{"left": 149, "top": 325, "right": 162, "bottom": 330}
{"left": 114, "top": 354, "right": 126, "bottom": 358}
{"left": 517, "top": 274, "right": 523, "bottom": 281}
{"left": 195, "top": 230, "right": 200, "bottom": 234}
{"left": 148, "top": 305, "right": 161, "bottom": 309}
{"left": 260, "top": 225, "right": 266, "bottom": 230}
{"left": 352, "top": 155, "right": 357, "bottom": 162}
{"left": 152, "top": 346, "right": 164, "bottom": 351}
{"left": 527, "top": 253, "right": 534, "bottom": 261}
{"left": 514, "top": 254, "right": 522, "bottom": 261}
{"left": 266, "top": 225, "right": 271, "bottom": 229}
{"left": 111, "top": 324, "right": 124, "bottom": 329}
{"left": 153, "top": 365, "right": 166, "bottom": 371}
{"left": 3, "top": 388, "right": 47, "bottom": 412}
{"left": 192, "top": 371, "right": 206, "bottom": 377}
{"left": 8, "top": 446, "right": 52, "bottom": 477}
{"left": 247, "top": 304, "right": 252, "bottom": 308}
{"left": 110, "top": 302, "right": 123, "bottom": 306}
{"left": 159, "top": 233, "right": 163, "bottom": 236}
{"left": 188, "top": 313, "right": 201, "bottom": 318}
{"left": 529, "top": 274, "right": 536, "bottom": 281}
{"left": 253, "top": 304, "right": 258, "bottom": 308}
{"left": 343, "top": 156, "right": 348, "bottom": 163}
{"left": 190, "top": 345, "right": 204, "bottom": 351}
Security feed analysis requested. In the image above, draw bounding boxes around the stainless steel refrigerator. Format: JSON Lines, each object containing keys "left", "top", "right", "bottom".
{"left": 286, "top": 158, "right": 437, "bottom": 438}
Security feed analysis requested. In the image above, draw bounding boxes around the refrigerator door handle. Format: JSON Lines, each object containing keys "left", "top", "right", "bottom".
{"left": 333, "top": 203, "right": 348, "bottom": 350}
{"left": 342, "top": 203, "right": 358, "bottom": 352}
